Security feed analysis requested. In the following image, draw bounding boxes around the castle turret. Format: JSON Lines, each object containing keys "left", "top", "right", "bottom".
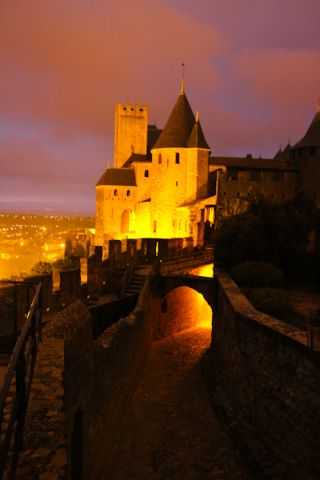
{"left": 113, "top": 103, "right": 148, "bottom": 168}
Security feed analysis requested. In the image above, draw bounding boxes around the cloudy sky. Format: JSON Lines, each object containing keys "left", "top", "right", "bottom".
{"left": 1, "top": 0, "right": 319, "bottom": 214}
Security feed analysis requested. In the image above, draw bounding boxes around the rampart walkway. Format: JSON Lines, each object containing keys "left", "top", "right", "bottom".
{"left": 112, "top": 326, "right": 252, "bottom": 480}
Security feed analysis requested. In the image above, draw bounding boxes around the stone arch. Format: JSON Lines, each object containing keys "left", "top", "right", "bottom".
{"left": 71, "top": 409, "right": 84, "bottom": 480}
{"left": 156, "top": 284, "right": 213, "bottom": 338}
{"left": 156, "top": 275, "right": 215, "bottom": 310}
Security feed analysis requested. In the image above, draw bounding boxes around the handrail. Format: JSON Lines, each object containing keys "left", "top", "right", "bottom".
{"left": 0, "top": 282, "right": 42, "bottom": 479}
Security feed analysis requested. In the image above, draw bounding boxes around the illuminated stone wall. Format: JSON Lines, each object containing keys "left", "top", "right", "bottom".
{"left": 130, "top": 161, "right": 153, "bottom": 201}
{"left": 113, "top": 104, "right": 148, "bottom": 168}
{"left": 95, "top": 185, "right": 137, "bottom": 242}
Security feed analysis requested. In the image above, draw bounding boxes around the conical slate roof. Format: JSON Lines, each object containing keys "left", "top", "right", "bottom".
{"left": 294, "top": 110, "right": 320, "bottom": 149}
{"left": 154, "top": 92, "right": 195, "bottom": 148}
{"left": 187, "top": 119, "right": 210, "bottom": 149}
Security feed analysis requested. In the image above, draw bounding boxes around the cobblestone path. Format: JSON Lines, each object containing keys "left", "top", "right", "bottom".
{"left": 113, "top": 326, "right": 252, "bottom": 480}
{"left": 14, "top": 317, "right": 66, "bottom": 480}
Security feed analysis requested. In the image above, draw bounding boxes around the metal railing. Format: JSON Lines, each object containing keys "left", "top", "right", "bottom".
{"left": 0, "top": 283, "right": 42, "bottom": 479}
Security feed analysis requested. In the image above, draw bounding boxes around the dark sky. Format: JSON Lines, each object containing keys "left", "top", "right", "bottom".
{"left": 1, "top": 0, "right": 319, "bottom": 214}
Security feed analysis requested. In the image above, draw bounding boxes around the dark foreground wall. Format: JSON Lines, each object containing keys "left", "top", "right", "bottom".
{"left": 204, "top": 271, "right": 320, "bottom": 479}
{"left": 64, "top": 275, "right": 213, "bottom": 480}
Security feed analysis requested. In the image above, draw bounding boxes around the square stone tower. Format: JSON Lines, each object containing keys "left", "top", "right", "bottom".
{"left": 113, "top": 104, "right": 148, "bottom": 168}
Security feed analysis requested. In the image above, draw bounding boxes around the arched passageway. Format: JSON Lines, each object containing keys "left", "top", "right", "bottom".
{"left": 158, "top": 286, "right": 212, "bottom": 336}
{"left": 111, "top": 279, "right": 249, "bottom": 479}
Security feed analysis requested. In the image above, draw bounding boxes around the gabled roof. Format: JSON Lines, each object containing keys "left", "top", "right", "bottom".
{"left": 96, "top": 168, "right": 137, "bottom": 186}
{"left": 123, "top": 153, "right": 151, "bottom": 168}
{"left": 187, "top": 119, "right": 210, "bottom": 149}
{"left": 294, "top": 110, "right": 320, "bottom": 149}
{"left": 153, "top": 92, "right": 195, "bottom": 148}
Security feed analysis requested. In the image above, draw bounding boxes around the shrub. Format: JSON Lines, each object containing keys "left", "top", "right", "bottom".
{"left": 230, "top": 261, "right": 285, "bottom": 288}
{"left": 214, "top": 194, "right": 319, "bottom": 278}
{"left": 244, "top": 287, "right": 304, "bottom": 328}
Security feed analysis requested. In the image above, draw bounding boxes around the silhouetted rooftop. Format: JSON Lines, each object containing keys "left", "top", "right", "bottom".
{"left": 294, "top": 111, "right": 320, "bottom": 149}
{"left": 210, "top": 156, "right": 297, "bottom": 171}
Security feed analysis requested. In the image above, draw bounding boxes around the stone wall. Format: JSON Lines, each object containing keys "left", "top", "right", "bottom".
{"left": 204, "top": 271, "right": 320, "bottom": 479}
{"left": 215, "top": 169, "right": 298, "bottom": 227}
{"left": 64, "top": 271, "right": 212, "bottom": 479}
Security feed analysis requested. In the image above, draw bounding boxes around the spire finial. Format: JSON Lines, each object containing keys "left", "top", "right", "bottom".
{"left": 180, "top": 62, "right": 185, "bottom": 95}
{"left": 196, "top": 111, "right": 199, "bottom": 122}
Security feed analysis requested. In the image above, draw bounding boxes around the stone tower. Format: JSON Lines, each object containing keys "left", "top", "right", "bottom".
{"left": 113, "top": 103, "right": 148, "bottom": 168}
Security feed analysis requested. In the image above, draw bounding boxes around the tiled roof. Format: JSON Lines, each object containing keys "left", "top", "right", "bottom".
{"left": 187, "top": 120, "right": 210, "bottom": 149}
{"left": 154, "top": 93, "right": 195, "bottom": 148}
{"left": 96, "top": 168, "right": 137, "bottom": 186}
{"left": 123, "top": 153, "right": 150, "bottom": 168}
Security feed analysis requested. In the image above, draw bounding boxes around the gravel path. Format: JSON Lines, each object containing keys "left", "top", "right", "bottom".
{"left": 113, "top": 326, "right": 252, "bottom": 480}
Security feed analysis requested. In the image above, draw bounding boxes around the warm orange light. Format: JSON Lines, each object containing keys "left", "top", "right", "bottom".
{"left": 189, "top": 263, "right": 213, "bottom": 278}
{"left": 162, "top": 286, "right": 212, "bottom": 332}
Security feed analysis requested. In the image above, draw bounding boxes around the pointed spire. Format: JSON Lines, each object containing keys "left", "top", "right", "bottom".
{"left": 180, "top": 79, "right": 185, "bottom": 95}
{"left": 187, "top": 117, "right": 210, "bottom": 149}
{"left": 196, "top": 111, "right": 199, "bottom": 123}
{"left": 180, "top": 62, "right": 185, "bottom": 95}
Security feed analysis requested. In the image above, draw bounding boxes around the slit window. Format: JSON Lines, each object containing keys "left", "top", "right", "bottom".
{"left": 158, "top": 154, "right": 162, "bottom": 164}
{"left": 175, "top": 152, "right": 180, "bottom": 164}
{"left": 144, "top": 169, "right": 149, "bottom": 178}
{"left": 126, "top": 190, "right": 131, "bottom": 197}
{"left": 113, "top": 189, "right": 118, "bottom": 196}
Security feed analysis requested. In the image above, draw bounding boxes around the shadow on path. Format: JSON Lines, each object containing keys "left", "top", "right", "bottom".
{"left": 113, "top": 326, "right": 252, "bottom": 480}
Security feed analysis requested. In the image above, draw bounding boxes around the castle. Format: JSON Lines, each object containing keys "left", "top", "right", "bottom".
{"left": 96, "top": 81, "right": 320, "bottom": 248}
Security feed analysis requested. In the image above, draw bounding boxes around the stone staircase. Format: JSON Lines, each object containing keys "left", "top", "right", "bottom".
{"left": 123, "top": 267, "right": 150, "bottom": 296}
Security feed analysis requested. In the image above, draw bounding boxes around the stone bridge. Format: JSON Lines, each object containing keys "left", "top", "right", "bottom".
{"left": 152, "top": 273, "right": 216, "bottom": 310}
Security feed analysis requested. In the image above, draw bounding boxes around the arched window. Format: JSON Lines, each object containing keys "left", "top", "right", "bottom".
{"left": 126, "top": 190, "right": 131, "bottom": 197}
{"left": 144, "top": 169, "right": 149, "bottom": 178}
{"left": 113, "top": 189, "right": 118, "bottom": 196}
{"left": 175, "top": 152, "right": 180, "bottom": 164}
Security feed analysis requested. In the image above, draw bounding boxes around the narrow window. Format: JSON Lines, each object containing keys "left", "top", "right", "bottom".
{"left": 158, "top": 154, "right": 162, "bottom": 164}
{"left": 144, "top": 169, "right": 149, "bottom": 178}
{"left": 175, "top": 152, "right": 180, "bottom": 164}
{"left": 153, "top": 220, "right": 157, "bottom": 233}
{"left": 126, "top": 190, "right": 130, "bottom": 196}
{"left": 176, "top": 181, "right": 179, "bottom": 186}
{"left": 114, "top": 189, "right": 118, "bottom": 196}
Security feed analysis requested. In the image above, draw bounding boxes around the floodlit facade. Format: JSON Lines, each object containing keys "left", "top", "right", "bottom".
{"left": 96, "top": 81, "right": 320, "bottom": 246}
{"left": 96, "top": 83, "right": 216, "bottom": 246}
